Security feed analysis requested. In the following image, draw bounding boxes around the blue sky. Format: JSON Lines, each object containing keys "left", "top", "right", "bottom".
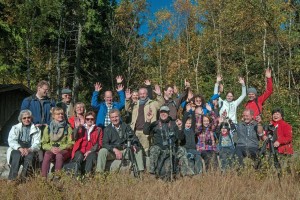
{"left": 139, "top": 0, "right": 173, "bottom": 35}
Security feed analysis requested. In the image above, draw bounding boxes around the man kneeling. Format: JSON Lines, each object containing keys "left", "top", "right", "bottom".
{"left": 96, "top": 109, "right": 144, "bottom": 173}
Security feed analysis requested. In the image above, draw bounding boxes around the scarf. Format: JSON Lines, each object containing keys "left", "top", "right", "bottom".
{"left": 49, "top": 120, "right": 68, "bottom": 142}
{"left": 20, "top": 125, "right": 31, "bottom": 143}
{"left": 139, "top": 97, "right": 149, "bottom": 105}
{"left": 84, "top": 124, "right": 95, "bottom": 141}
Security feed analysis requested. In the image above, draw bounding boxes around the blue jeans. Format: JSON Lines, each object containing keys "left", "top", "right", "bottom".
{"left": 186, "top": 149, "right": 202, "bottom": 174}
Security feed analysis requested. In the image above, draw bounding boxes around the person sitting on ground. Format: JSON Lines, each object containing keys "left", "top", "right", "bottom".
{"left": 143, "top": 106, "right": 193, "bottom": 177}
{"left": 70, "top": 111, "right": 103, "bottom": 176}
{"left": 214, "top": 75, "right": 246, "bottom": 123}
{"left": 7, "top": 110, "right": 41, "bottom": 181}
{"left": 91, "top": 76, "right": 125, "bottom": 128}
{"left": 182, "top": 103, "right": 202, "bottom": 174}
{"left": 96, "top": 109, "right": 144, "bottom": 173}
{"left": 56, "top": 88, "right": 74, "bottom": 119}
{"left": 41, "top": 107, "right": 73, "bottom": 178}
{"left": 235, "top": 109, "right": 264, "bottom": 166}
{"left": 125, "top": 84, "right": 163, "bottom": 154}
{"left": 196, "top": 114, "right": 218, "bottom": 171}
{"left": 245, "top": 68, "right": 273, "bottom": 119}
{"left": 264, "top": 108, "right": 293, "bottom": 170}
{"left": 215, "top": 118, "right": 236, "bottom": 171}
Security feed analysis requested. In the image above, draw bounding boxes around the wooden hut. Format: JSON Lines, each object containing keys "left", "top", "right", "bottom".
{"left": 0, "top": 84, "right": 33, "bottom": 144}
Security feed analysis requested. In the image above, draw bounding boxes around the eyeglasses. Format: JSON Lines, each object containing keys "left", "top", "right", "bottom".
{"left": 55, "top": 113, "right": 64, "bottom": 115}
{"left": 22, "top": 117, "right": 31, "bottom": 120}
{"left": 85, "top": 118, "right": 94, "bottom": 121}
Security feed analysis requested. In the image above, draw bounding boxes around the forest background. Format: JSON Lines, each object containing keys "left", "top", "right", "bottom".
{"left": 0, "top": 0, "right": 299, "bottom": 150}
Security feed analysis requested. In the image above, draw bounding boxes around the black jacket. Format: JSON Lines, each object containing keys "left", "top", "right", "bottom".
{"left": 143, "top": 117, "right": 184, "bottom": 149}
{"left": 103, "top": 122, "right": 140, "bottom": 152}
{"left": 181, "top": 111, "right": 198, "bottom": 150}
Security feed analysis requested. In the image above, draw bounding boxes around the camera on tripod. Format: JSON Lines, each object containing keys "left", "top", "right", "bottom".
{"left": 162, "top": 130, "right": 175, "bottom": 146}
{"left": 125, "top": 129, "right": 135, "bottom": 148}
{"left": 263, "top": 124, "right": 277, "bottom": 140}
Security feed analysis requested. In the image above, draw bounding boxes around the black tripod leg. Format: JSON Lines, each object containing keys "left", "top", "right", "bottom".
{"left": 128, "top": 149, "right": 140, "bottom": 178}
{"left": 117, "top": 149, "right": 128, "bottom": 173}
{"left": 270, "top": 143, "right": 281, "bottom": 174}
{"left": 256, "top": 140, "right": 268, "bottom": 169}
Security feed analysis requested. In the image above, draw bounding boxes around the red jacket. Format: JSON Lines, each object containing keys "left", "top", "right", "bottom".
{"left": 271, "top": 119, "right": 293, "bottom": 155}
{"left": 71, "top": 126, "right": 103, "bottom": 159}
{"left": 245, "top": 77, "right": 273, "bottom": 118}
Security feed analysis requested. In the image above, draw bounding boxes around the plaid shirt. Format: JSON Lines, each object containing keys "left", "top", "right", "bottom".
{"left": 104, "top": 104, "right": 113, "bottom": 127}
{"left": 196, "top": 127, "right": 216, "bottom": 152}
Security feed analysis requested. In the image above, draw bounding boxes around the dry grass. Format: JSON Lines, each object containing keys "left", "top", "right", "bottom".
{"left": 1, "top": 167, "right": 300, "bottom": 200}
{"left": 1, "top": 156, "right": 300, "bottom": 200}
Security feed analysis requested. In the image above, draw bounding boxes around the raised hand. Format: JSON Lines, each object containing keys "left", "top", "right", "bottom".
{"left": 116, "top": 76, "right": 123, "bottom": 84}
{"left": 184, "top": 79, "right": 191, "bottom": 89}
{"left": 146, "top": 108, "right": 154, "bottom": 122}
{"left": 186, "top": 103, "right": 191, "bottom": 111}
{"left": 153, "top": 84, "right": 161, "bottom": 95}
{"left": 94, "top": 82, "right": 102, "bottom": 92}
{"left": 238, "top": 77, "right": 245, "bottom": 85}
{"left": 173, "top": 85, "right": 178, "bottom": 94}
{"left": 205, "top": 103, "right": 212, "bottom": 112}
{"left": 74, "top": 117, "right": 81, "bottom": 128}
{"left": 218, "top": 83, "right": 224, "bottom": 94}
{"left": 216, "top": 74, "right": 223, "bottom": 83}
{"left": 125, "top": 88, "right": 132, "bottom": 99}
{"left": 187, "top": 90, "right": 194, "bottom": 101}
{"left": 144, "top": 79, "right": 151, "bottom": 86}
{"left": 116, "top": 84, "right": 124, "bottom": 92}
{"left": 265, "top": 68, "right": 272, "bottom": 78}
{"left": 255, "top": 115, "right": 262, "bottom": 123}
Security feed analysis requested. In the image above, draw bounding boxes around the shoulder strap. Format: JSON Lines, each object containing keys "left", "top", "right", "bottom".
{"left": 254, "top": 98, "right": 261, "bottom": 115}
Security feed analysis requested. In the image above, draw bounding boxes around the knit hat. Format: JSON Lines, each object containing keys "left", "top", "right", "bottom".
{"left": 160, "top": 106, "right": 170, "bottom": 112}
{"left": 61, "top": 88, "right": 72, "bottom": 94}
{"left": 247, "top": 87, "right": 257, "bottom": 95}
{"left": 220, "top": 122, "right": 230, "bottom": 130}
{"left": 272, "top": 107, "right": 284, "bottom": 118}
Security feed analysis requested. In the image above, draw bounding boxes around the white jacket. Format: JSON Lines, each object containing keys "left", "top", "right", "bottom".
{"left": 7, "top": 123, "right": 41, "bottom": 165}
{"left": 214, "top": 83, "right": 246, "bottom": 123}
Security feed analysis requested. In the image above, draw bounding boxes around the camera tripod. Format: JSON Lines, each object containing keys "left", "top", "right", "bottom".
{"left": 156, "top": 136, "right": 177, "bottom": 182}
{"left": 256, "top": 134, "right": 281, "bottom": 176}
{"left": 117, "top": 140, "right": 140, "bottom": 178}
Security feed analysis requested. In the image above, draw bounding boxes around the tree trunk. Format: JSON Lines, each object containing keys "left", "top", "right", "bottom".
{"left": 73, "top": 23, "right": 82, "bottom": 103}
{"left": 56, "top": 17, "right": 63, "bottom": 98}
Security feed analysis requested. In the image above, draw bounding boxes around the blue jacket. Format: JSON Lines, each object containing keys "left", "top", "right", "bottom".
{"left": 91, "top": 90, "right": 125, "bottom": 128}
{"left": 21, "top": 94, "right": 56, "bottom": 125}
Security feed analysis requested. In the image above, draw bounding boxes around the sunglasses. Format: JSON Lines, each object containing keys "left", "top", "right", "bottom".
{"left": 85, "top": 118, "right": 94, "bottom": 121}
{"left": 22, "top": 117, "right": 31, "bottom": 120}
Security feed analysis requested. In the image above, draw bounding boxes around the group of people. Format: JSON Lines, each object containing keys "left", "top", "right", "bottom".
{"left": 6, "top": 69, "right": 294, "bottom": 181}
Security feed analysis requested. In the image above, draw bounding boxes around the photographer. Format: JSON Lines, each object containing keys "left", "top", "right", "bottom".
{"left": 143, "top": 106, "right": 193, "bottom": 176}
{"left": 96, "top": 109, "right": 144, "bottom": 173}
{"left": 266, "top": 108, "right": 293, "bottom": 163}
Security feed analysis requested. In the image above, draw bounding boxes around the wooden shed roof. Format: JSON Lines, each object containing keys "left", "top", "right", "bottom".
{"left": 0, "top": 84, "right": 33, "bottom": 95}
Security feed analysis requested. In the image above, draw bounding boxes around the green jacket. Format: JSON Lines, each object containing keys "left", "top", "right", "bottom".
{"left": 42, "top": 125, "right": 74, "bottom": 151}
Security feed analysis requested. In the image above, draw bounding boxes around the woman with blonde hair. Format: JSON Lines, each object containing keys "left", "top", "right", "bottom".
{"left": 41, "top": 107, "right": 73, "bottom": 178}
